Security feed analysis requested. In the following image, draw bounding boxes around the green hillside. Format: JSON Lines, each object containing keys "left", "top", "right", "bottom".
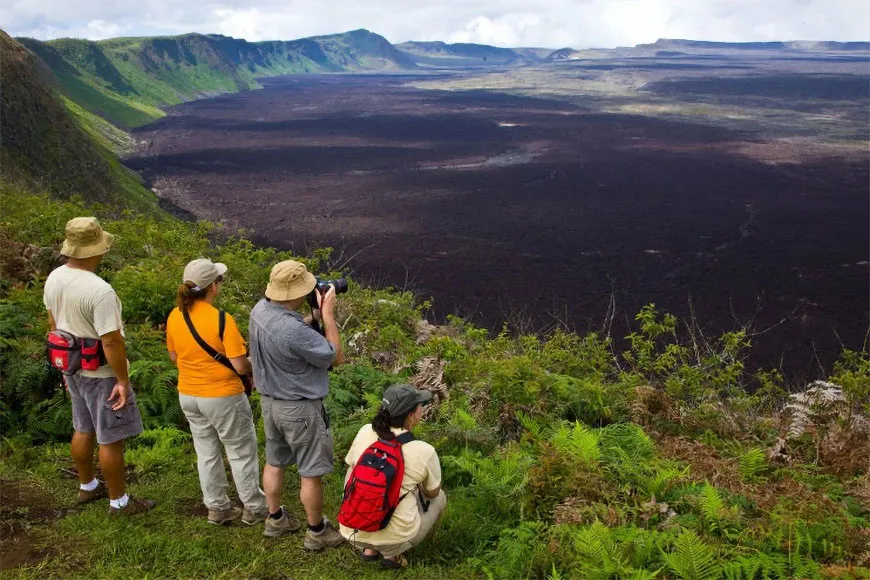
{"left": 0, "top": 31, "right": 156, "bottom": 209}
{"left": 14, "top": 29, "right": 416, "bottom": 133}
{"left": 16, "top": 37, "right": 164, "bottom": 129}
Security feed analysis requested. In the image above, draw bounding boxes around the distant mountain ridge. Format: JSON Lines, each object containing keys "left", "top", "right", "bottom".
{"left": 641, "top": 38, "right": 870, "bottom": 51}
{"left": 9, "top": 27, "right": 869, "bottom": 140}
{"left": 396, "top": 40, "right": 545, "bottom": 66}
{"left": 14, "top": 29, "right": 417, "bottom": 129}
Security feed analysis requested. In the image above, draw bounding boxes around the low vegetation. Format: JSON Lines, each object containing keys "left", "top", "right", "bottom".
{"left": 1, "top": 189, "right": 867, "bottom": 578}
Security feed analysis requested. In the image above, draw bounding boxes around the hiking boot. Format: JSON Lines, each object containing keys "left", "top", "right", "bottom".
{"left": 303, "top": 518, "right": 344, "bottom": 551}
{"left": 208, "top": 505, "right": 242, "bottom": 526}
{"left": 77, "top": 481, "right": 107, "bottom": 504}
{"left": 242, "top": 508, "right": 268, "bottom": 526}
{"left": 108, "top": 496, "right": 156, "bottom": 516}
{"left": 263, "top": 507, "right": 301, "bottom": 537}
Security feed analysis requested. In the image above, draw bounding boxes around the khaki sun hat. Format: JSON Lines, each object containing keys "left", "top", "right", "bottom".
{"left": 382, "top": 384, "right": 433, "bottom": 418}
{"left": 265, "top": 260, "right": 317, "bottom": 301}
{"left": 60, "top": 217, "right": 115, "bottom": 259}
{"left": 182, "top": 258, "right": 228, "bottom": 291}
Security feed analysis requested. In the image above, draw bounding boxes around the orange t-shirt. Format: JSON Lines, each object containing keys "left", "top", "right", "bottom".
{"left": 166, "top": 301, "right": 247, "bottom": 397}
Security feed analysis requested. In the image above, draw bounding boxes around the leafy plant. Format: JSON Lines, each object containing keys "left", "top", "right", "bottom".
{"left": 738, "top": 448, "right": 768, "bottom": 481}
{"left": 664, "top": 530, "right": 720, "bottom": 580}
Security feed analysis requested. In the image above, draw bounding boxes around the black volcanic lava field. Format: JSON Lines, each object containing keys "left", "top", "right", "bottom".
{"left": 128, "top": 72, "right": 869, "bottom": 377}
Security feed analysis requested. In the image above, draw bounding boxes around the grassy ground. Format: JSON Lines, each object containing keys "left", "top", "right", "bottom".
{"left": 0, "top": 431, "right": 466, "bottom": 579}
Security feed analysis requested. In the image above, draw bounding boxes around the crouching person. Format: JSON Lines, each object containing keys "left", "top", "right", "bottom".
{"left": 249, "top": 260, "right": 345, "bottom": 549}
{"left": 339, "top": 384, "right": 447, "bottom": 570}
{"left": 44, "top": 217, "right": 155, "bottom": 515}
{"left": 166, "top": 259, "right": 268, "bottom": 526}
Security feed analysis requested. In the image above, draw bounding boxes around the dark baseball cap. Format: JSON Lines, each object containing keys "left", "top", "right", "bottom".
{"left": 382, "top": 384, "right": 433, "bottom": 418}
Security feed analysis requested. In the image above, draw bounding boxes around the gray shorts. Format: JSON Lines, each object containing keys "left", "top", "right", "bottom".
{"left": 261, "top": 395, "right": 334, "bottom": 477}
{"left": 67, "top": 374, "right": 144, "bottom": 445}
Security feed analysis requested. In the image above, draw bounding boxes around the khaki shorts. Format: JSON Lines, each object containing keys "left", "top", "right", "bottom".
{"left": 261, "top": 395, "right": 334, "bottom": 477}
{"left": 66, "top": 374, "right": 144, "bottom": 445}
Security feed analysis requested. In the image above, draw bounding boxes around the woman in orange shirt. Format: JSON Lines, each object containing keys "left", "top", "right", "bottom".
{"left": 166, "top": 258, "right": 267, "bottom": 526}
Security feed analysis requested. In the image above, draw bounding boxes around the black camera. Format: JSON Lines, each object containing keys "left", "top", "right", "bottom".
{"left": 306, "top": 277, "right": 349, "bottom": 335}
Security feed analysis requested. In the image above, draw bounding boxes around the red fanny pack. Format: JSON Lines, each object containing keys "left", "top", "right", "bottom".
{"left": 46, "top": 330, "right": 106, "bottom": 374}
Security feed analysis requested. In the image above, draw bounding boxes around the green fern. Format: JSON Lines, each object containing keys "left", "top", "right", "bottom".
{"left": 550, "top": 421, "right": 601, "bottom": 465}
{"left": 721, "top": 553, "right": 787, "bottom": 580}
{"left": 664, "top": 530, "right": 720, "bottom": 580}
{"left": 547, "top": 563, "right": 565, "bottom": 580}
{"left": 698, "top": 483, "right": 740, "bottom": 536}
{"left": 516, "top": 409, "right": 546, "bottom": 439}
{"left": 628, "top": 570, "right": 661, "bottom": 580}
{"left": 573, "top": 521, "right": 634, "bottom": 579}
{"left": 638, "top": 466, "right": 688, "bottom": 500}
{"left": 738, "top": 448, "right": 768, "bottom": 481}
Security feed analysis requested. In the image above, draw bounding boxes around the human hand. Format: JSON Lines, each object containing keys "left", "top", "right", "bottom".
{"left": 107, "top": 381, "right": 131, "bottom": 410}
{"left": 315, "top": 285, "right": 337, "bottom": 320}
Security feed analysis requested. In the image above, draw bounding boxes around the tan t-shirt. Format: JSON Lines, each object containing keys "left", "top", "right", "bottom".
{"left": 339, "top": 424, "right": 442, "bottom": 545}
{"left": 43, "top": 265, "right": 124, "bottom": 378}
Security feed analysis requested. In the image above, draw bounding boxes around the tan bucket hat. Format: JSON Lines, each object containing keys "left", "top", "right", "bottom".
{"left": 265, "top": 260, "right": 317, "bottom": 301}
{"left": 182, "top": 258, "right": 228, "bottom": 291}
{"left": 60, "top": 217, "right": 115, "bottom": 259}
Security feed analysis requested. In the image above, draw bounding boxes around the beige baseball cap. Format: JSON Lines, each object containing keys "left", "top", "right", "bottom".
{"left": 265, "top": 260, "right": 317, "bottom": 301}
{"left": 60, "top": 217, "right": 115, "bottom": 259}
{"left": 182, "top": 258, "right": 228, "bottom": 291}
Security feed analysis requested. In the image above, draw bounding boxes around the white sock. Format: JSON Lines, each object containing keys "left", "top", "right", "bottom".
{"left": 110, "top": 494, "right": 129, "bottom": 509}
{"left": 80, "top": 478, "right": 99, "bottom": 492}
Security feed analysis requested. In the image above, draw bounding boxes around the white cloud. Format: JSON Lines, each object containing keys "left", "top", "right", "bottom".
{"left": 2, "top": 0, "right": 868, "bottom": 47}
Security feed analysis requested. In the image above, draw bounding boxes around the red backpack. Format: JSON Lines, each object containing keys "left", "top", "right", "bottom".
{"left": 337, "top": 432, "right": 415, "bottom": 532}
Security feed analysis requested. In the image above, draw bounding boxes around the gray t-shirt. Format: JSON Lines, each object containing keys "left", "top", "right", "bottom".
{"left": 249, "top": 298, "right": 336, "bottom": 400}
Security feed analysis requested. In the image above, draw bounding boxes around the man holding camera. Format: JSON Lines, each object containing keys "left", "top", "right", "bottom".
{"left": 249, "top": 260, "right": 345, "bottom": 549}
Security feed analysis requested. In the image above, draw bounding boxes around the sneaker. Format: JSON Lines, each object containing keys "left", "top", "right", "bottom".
{"left": 263, "top": 507, "right": 301, "bottom": 537}
{"left": 77, "top": 481, "right": 107, "bottom": 504}
{"left": 241, "top": 508, "right": 268, "bottom": 526}
{"left": 108, "top": 495, "right": 157, "bottom": 516}
{"left": 208, "top": 506, "right": 242, "bottom": 526}
{"left": 303, "top": 518, "right": 345, "bottom": 551}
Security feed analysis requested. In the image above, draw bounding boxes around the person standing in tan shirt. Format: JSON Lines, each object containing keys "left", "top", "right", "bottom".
{"left": 43, "top": 217, "right": 155, "bottom": 515}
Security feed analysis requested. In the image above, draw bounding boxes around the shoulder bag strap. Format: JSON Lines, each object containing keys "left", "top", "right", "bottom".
{"left": 218, "top": 310, "right": 226, "bottom": 341}
{"left": 182, "top": 309, "right": 234, "bottom": 372}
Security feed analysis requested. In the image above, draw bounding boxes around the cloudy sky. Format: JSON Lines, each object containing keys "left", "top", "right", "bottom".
{"left": 3, "top": 0, "right": 869, "bottom": 48}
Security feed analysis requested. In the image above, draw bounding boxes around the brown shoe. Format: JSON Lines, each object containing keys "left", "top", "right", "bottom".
{"left": 303, "top": 518, "right": 345, "bottom": 551}
{"left": 208, "top": 506, "right": 242, "bottom": 526}
{"left": 108, "top": 495, "right": 156, "bottom": 516}
{"left": 77, "top": 481, "right": 107, "bottom": 504}
{"left": 263, "top": 507, "right": 301, "bottom": 537}
{"left": 242, "top": 508, "right": 268, "bottom": 526}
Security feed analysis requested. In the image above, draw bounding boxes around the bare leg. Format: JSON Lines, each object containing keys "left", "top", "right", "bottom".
{"left": 299, "top": 476, "right": 323, "bottom": 526}
{"left": 263, "top": 464, "right": 285, "bottom": 514}
{"left": 71, "top": 431, "right": 96, "bottom": 484}
{"left": 99, "top": 440, "right": 126, "bottom": 500}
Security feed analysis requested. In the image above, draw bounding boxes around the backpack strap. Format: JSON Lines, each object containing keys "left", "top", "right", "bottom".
{"left": 395, "top": 432, "right": 415, "bottom": 445}
{"left": 218, "top": 310, "right": 226, "bottom": 341}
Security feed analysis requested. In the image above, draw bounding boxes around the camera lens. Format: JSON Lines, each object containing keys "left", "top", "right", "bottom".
{"left": 331, "top": 278, "right": 349, "bottom": 294}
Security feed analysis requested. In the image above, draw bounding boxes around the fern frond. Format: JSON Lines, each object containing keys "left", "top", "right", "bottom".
{"left": 516, "top": 409, "right": 545, "bottom": 439}
{"left": 638, "top": 466, "right": 688, "bottom": 500}
{"left": 550, "top": 421, "right": 601, "bottom": 465}
{"left": 664, "top": 530, "right": 720, "bottom": 580}
{"left": 738, "top": 448, "right": 768, "bottom": 481}
{"left": 699, "top": 483, "right": 725, "bottom": 525}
